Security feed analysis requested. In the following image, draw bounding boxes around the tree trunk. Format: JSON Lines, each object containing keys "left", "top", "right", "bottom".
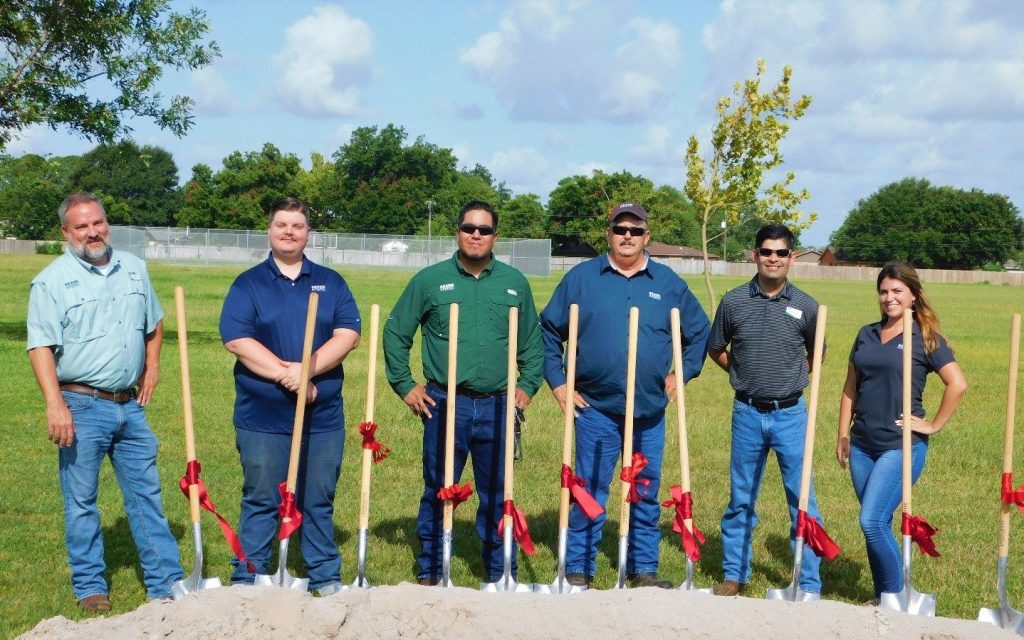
{"left": 701, "top": 219, "right": 718, "bottom": 317}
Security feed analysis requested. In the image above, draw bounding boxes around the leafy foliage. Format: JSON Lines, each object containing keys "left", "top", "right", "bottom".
{"left": 69, "top": 140, "right": 180, "bottom": 226}
{"left": 0, "top": 152, "right": 75, "bottom": 238}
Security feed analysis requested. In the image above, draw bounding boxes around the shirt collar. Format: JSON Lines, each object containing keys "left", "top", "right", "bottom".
{"left": 66, "top": 246, "right": 118, "bottom": 276}
{"left": 264, "top": 252, "right": 311, "bottom": 279}
{"left": 747, "top": 276, "right": 792, "bottom": 300}
{"left": 599, "top": 252, "right": 653, "bottom": 279}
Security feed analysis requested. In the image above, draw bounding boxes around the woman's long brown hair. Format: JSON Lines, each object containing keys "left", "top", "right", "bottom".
{"left": 876, "top": 262, "right": 944, "bottom": 353}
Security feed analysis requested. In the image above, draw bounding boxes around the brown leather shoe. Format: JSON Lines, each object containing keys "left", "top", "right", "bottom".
{"left": 565, "top": 573, "right": 591, "bottom": 587}
{"left": 712, "top": 580, "right": 747, "bottom": 596}
{"left": 79, "top": 594, "right": 111, "bottom": 612}
{"left": 627, "top": 573, "right": 673, "bottom": 589}
{"left": 417, "top": 577, "right": 440, "bottom": 586}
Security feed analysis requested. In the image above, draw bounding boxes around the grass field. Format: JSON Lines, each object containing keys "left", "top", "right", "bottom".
{"left": 1, "top": 253, "right": 1022, "bottom": 636}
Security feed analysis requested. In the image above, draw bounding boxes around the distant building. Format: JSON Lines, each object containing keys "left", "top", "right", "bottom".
{"left": 793, "top": 248, "right": 824, "bottom": 263}
{"left": 647, "top": 241, "right": 717, "bottom": 259}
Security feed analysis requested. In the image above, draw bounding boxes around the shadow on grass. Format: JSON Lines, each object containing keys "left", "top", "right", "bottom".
{"left": 104, "top": 516, "right": 188, "bottom": 590}
{"left": 0, "top": 321, "right": 27, "bottom": 341}
{"left": 762, "top": 532, "right": 872, "bottom": 602}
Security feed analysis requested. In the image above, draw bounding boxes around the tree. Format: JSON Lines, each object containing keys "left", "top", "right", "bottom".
{"left": 0, "top": 0, "right": 219, "bottom": 149}
{"left": 500, "top": 194, "right": 548, "bottom": 239}
{"left": 830, "top": 178, "right": 1024, "bottom": 269}
{"left": 69, "top": 141, "right": 180, "bottom": 226}
{"left": 547, "top": 170, "right": 659, "bottom": 252}
{"left": 0, "top": 153, "right": 75, "bottom": 238}
{"left": 685, "top": 60, "right": 816, "bottom": 314}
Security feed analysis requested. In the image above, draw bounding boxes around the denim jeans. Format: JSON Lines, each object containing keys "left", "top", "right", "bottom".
{"left": 848, "top": 440, "right": 927, "bottom": 597}
{"left": 58, "top": 391, "right": 183, "bottom": 601}
{"left": 720, "top": 398, "right": 823, "bottom": 592}
{"left": 231, "top": 427, "right": 345, "bottom": 591}
{"left": 565, "top": 406, "right": 665, "bottom": 578}
{"left": 417, "top": 386, "right": 509, "bottom": 582}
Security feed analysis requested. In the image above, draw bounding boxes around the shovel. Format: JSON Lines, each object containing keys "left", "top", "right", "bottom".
{"left": 481, "top": 306, "right": 536, "bottom": 593}
{"left": 979, "top": 312, "right": 1024, "bottom": 632}
{"left": 665, "top": 307, "right": 711, "bottom": 593}
{"left": 254, "top": 292, "right": 319, "bottom": 591}
{"left": 171, "top": 286, "right": 222, "bottom": 598}
{"left": 767, "top": 305, "right": 830, "bottom": 603}
{"left": 880, "top": 308, "right": 936, "bottom": 616}
{"left": 439, "top": 303, "right": 460, "bottom": 588}
{"left": 613, "top": 307, "right": 641, "bottom": 590}
{"left": 537, "top": 304, "right": 595, "bottom": 595}
{"left": 351, "top": 304, "right": 383, "bottom": 589}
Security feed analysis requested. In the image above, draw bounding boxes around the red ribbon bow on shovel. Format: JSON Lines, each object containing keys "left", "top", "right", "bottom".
{"left": 498, "top": 499, "right": 536, "bottom": 556}
{"left": 277, "top": 482, "right": 303, "bottom": 540}
{"left": 661, "top": 485, "right": 705, "bottom": 562}
{"left": 1001, "top": 472, "right": 1024, "bottom": 514}
{"left": 438, "top": 483, "right": 474, "bottom": 510}
{"left": 619, "top": 452, "right": 650, "bottom": 504}
{"left": 359, "top": 421, "right": 391, "bottom": 464}
{"left": 560, "top": 464, "right": 604, "bottom": 520}
{"left": 796, "top": 510, "right": 841, "bottom": 561}
{"left": 902, "top": 512, "right": 940, "bottom": 557}
{"left": 179, "top": 460, "right": 255, "bottom": 573}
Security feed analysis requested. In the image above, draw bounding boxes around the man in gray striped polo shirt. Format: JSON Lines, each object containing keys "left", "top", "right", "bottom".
{"left": 707, "top": 224, "right": 826, "bottom": 597}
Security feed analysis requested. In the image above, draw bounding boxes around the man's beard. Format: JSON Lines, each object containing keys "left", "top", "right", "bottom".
{"left": 70, "top": 239, "right": 111, "bottom": 263}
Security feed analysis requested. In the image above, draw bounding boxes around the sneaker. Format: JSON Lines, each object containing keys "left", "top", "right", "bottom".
{"left": 712, "top": 580, "right": 748, "bottom": 596}
{"left": 79, "top": 594, "right": 112, "bottom": 612}
{"left": 565, "top": 573, "right": 591, "bottom": 587}
{"left": 627, "top": 573, "right": 673, "bottom": 589}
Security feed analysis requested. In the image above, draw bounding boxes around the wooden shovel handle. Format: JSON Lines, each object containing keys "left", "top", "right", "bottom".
{"left": 999, "top": 313, "right": 1021, "bottom": 556}
{"left": 285, "top": 293, "right": 319, "bottom": 494}
{"left": 502, "top": 307, "right": 519, "bottom": 519}
{"left": 442, "top": 304, "right": 459, "bottom": 531}
{"left": 174, "top": 286, "right": 201, "bottom": 525}
{"left": 357, "top": 304, "right": 380, "bottom": 530}
{"left": 901, "top": 308, "right": 913, "bottom": 516}
{"left": 557, "top": 304, "right": 579, "bottom": 530}
{"left": 618, "top": 307, "right": 640, "bottom": 537}
{"left": 797, "top": 305, "right": 827, "bottom": 511}
{"left": 670, "top": 308, "right": 691, "bottom": 493}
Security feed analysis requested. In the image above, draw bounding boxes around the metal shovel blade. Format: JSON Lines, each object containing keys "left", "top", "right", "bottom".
{"left": 480, "top": 525, "right": 536, "bottom": 592}
{"left": 172, "top": 523, "right": 222, "bottom": 599}
{"left": 880, "top": 537, "right": 935, "bottom": 616}
{"left": 534, "top": 529, "right": 585, "bottom": 594}
{"left": 978, "top": 557, "right": 1024, "bottom": 632}
{"left": 254, "top": 538, "right": 309, "bottom": 591}
{"left": 348, "top": 528, "right": 370, "bottom": 589}
{"left": 766, "top": 539, "right": 820, "bottom": 602}
{"left": 613, "top": 535, "right": 629, "bottom": 590}
{"left": 437, "top": 529, "right": 456, "bottom": 588}
{"left": 677, "top": 558, "right": 712, "bottom": 593}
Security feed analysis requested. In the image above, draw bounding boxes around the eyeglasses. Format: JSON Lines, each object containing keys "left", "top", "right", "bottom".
{"left": 458, "top": 223, "right": 495, "bottom": 236}
{"left": 610, "top": 225, "right": 647, "bottom": 237}
{"left": 756, "top": 247, "right": 791, "bottom": 258}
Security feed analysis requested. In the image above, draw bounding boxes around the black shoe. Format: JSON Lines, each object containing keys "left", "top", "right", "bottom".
{"left": 417, "top": 577, "right": 440, "bottom": 586}
{"left": 627, "top": 573, "right": 673, "bottom": 589}
{"left": 565, "top": 573, "right": 591, "bottom": 587}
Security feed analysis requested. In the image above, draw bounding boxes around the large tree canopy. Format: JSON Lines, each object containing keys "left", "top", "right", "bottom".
{"left": 0, "top": 152, "right": 75, "bottom": 238}
{"left": 831, "top": 178, "right": 1024, "bottom": 269}
{"left": 0, "top": 0, "right": 219, "bottom": 149}
{"left": 69, "top": 140, "right": 180, "bottom": 226}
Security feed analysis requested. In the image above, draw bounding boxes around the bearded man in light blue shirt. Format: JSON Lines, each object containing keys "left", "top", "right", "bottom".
{"left": 27, "top": 193, "right": 182, "bottom": 612}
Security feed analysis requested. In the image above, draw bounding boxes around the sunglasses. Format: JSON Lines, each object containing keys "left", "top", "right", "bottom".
{"left": 458, "top": 223, "right": 495, "bottom": 236}
{"left": 610, "top": 225, "right": 647, "bottom": 237}
{"left": 756, "top": 247, "right": 791, "bottom": 258}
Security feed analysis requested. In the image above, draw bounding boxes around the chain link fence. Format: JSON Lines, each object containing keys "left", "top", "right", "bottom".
{"left": 109, "top": 226, "right": 551, "bottom": 276}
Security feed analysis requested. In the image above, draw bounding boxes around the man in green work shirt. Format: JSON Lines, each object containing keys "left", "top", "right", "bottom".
{"left": 383, "top": 199, "right": 543, "bottom": 585}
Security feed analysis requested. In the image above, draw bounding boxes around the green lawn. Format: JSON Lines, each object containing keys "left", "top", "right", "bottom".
{"left": 2, "top": 253, "right": 1022, "bottom": 635}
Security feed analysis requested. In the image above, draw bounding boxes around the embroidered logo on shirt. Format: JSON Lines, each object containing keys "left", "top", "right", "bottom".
{"left": 440, "top": 283, "right": 454, "bottom": 292}
{"left": 128, "top": 271, "right": 141, "bottom": 281}
{"left": 648, "top": 291, "right": 661, "bottom": 300}
{"left": 785, "top": 306, "right": 803, "bottom": 320}
{"left": 507, "top": 288, "right": 518, "bottom": 296}
{"left": 897, "top": 343, "right": 904, "bottom": 351}
{"left": 311, "top": 284, "right": 326, "bottom": 292}
{"left": 65, "top": 280, "right": 80, "bottom": 289}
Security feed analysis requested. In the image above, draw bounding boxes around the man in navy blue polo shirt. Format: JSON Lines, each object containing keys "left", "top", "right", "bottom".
{"left": 540, "top": 202, "right": 710, "bottom": 588}
{"left": 219, "top": 197, "right": 360, "bottom": 595}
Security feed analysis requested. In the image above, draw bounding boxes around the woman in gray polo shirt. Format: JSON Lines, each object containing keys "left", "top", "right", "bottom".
{"left": 835, "top": 262, "right": 967, "bottom": 605}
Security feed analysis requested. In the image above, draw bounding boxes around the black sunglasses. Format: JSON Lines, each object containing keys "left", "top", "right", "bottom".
{"left": 610, "top": 225, "right": 647, "bottom": 237}
{"left": 756, "top": 247, "right": 791, "bottom": 257}
{"left": 458, "top": 223, "right": 495, "bottom": 236}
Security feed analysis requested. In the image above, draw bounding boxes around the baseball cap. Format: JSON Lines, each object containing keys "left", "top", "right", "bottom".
{"left": 609, "top": 202, "right": 648, "bottom": 222}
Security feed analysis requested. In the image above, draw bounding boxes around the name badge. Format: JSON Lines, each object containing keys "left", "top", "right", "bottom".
{"left": 785, "top": 306, "right": 803, "bottom": 320}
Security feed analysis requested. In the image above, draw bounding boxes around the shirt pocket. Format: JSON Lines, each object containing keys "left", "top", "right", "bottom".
{"left": 62, "top": 294, "right": 107, "bottom": 343}
{"left": 122, "top": 279, "right": 149, "bottom": 332}
{"left": 488, "top": 293, "right": 518, "bottom": 340}
{"left": 425, "top": 289, "right": 461, "bottom": 339}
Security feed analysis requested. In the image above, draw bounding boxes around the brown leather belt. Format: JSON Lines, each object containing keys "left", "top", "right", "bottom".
{"left": 59, "top": 383, "right": 135, "bottom": 404}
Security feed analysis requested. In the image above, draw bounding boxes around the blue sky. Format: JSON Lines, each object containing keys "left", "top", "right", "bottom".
{"left": 8, "top": 0, "right": 1024, "bottom": 246}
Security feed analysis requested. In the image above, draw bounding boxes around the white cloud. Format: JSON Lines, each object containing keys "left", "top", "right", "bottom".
{"left": 190, "top": 67, "right": 239, "bottom": 116}
{"left": 628, "top": 124, "right": 685, "bottom": 167}
{"left": 487, "top": 146, "right": 552, "bottom": 193}
{"left": 276, "top": 6, "right": 374, "bottom": 117}
{"left": 460, "top": 1, "right": 682, "bottom": 123}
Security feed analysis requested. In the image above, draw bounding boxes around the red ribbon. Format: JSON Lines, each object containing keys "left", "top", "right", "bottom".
{"left": 437, "top": 483, "right": 474, "bottom": 510}
{"left": 619, "top": 452, "right": 650, "bottom": 504}
{"left": 1001, "top": 472, "right": 1024, "bottom": 514}
{"left": 179, "top": 460, "right": 255, "bottom": 573}
{"left": 498, "top": 499, "right": 536, "bottom": 556}
{"left": 660, "top": 485, "right": 705, "bottom": 562}
{"left": 560, "top": 464, "right": 604, "bottom": 520}
{"left": 277, "top": 482, "right": 303, "bottom": 541}
{"left": 796, "top": 509, "right": 841, "bottom": 561}
{"left": 902, "top": 512, "right": 940, "bottom": 557}
{"left": 359, "top": 421, "right": 391, "bottom": 464}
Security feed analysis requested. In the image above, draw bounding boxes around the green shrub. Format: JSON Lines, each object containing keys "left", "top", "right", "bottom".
{"left": 34, "top": 241, "right": 63, "bottom": 255}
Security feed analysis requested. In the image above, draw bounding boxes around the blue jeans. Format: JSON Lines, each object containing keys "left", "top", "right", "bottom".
{"left": 418, "top": 386, "right": 509, "bottom": 581}
{"left": 848, "top": 440, "right": 927, "bottom": 597}
{"left": 720, "top": 398, "right": 823, "bottom": 592}
{"left": 58, "top": 391, "right": 182, "bottom": 600}
{"left": 566, "top": 406, "right": 665, "bottom": 577}
{"left": 231, "top": 427, "right": 345, "bottom": 591}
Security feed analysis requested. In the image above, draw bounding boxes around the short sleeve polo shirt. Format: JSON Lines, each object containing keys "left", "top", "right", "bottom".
{"left": 849, "top": 321, "right": 955, "bottom": 451}
{"left": 220, "top": 254, "right": 361, "bottom": 433}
